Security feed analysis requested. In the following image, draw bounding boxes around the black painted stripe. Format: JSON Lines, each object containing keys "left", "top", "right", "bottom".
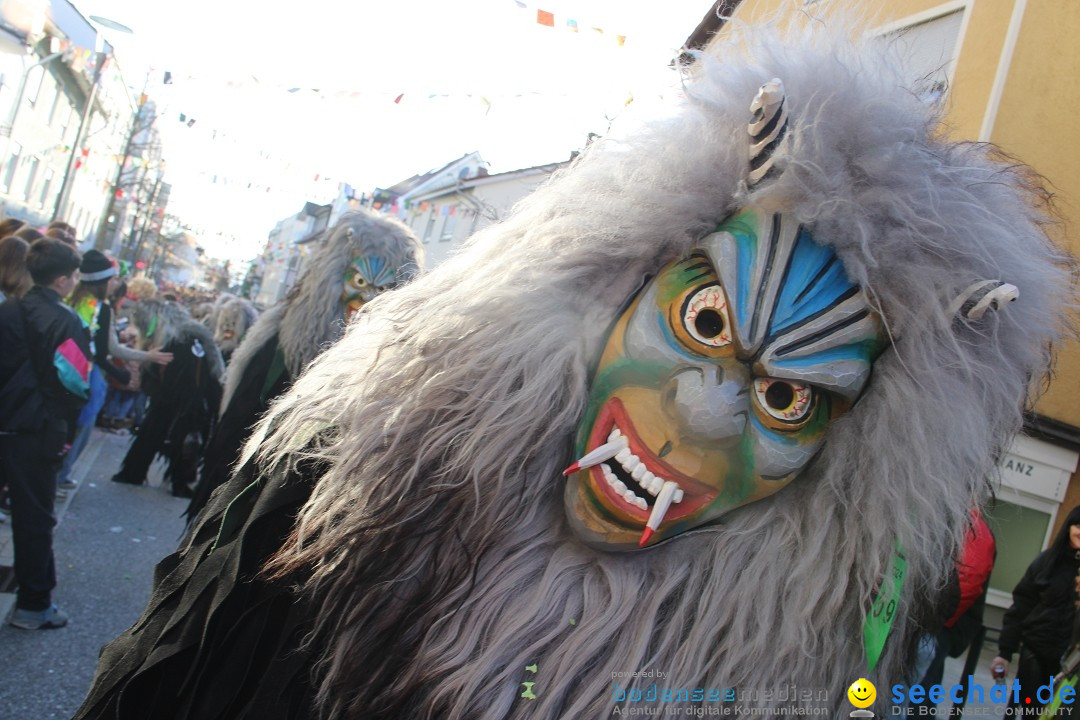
{"left": 750, "top": 99, "right": 785, "bottom": 144}
{"left": 748, "top": 213, "right": 781, "bottom": 343}
{"left": 774, "top": 306, "right": 870, "bottom": 357}
{"left": 793, "top": 252, "right": 837, "bottom": 305}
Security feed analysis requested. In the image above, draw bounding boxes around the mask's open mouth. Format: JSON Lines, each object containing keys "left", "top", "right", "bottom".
{"left": 578, "top": 398, "right": 717, "bottom": 530}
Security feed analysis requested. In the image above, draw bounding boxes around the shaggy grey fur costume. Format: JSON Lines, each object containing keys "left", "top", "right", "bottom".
{"left": 77, "top": 18, "right": 1071, "bottom": 720}
{"left": 213, "top": 297, "right": 259, "bottom": 363}
{"left": 187, "top": 210, "right": 422, "bottom": 520}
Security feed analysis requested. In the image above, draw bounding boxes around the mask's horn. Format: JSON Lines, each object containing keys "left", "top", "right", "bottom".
{"left": 748, "top": 78, "right": 788, "bottom": 187}
{"left": 947, "top": 280, "right": 1020, "bottom": 320}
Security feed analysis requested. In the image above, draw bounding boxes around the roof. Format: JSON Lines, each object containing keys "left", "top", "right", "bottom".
{"left": 407, "top": 159, "right": 569, "bottom": 204}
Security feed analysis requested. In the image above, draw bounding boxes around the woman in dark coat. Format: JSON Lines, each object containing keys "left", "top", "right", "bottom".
{"left": 992, "top": 505, "right": 1080, "bottom": 715}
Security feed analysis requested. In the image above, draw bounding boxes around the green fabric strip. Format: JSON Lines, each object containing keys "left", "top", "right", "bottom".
{"left": 260, "top": 346, "right": 287, "bottom": 404}
{"left": 864, "top": 546, "right": 906, "bottom": 672}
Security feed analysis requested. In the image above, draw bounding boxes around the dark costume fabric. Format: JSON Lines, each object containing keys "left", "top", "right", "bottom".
{"left": 113, "top": 330, "right": 223, "bottom": 497}
{"left": 77, "top": 456, "right": 318, "bottom": 720}
{"left": 187, "top": 335, "right": 289, "bottom": 519}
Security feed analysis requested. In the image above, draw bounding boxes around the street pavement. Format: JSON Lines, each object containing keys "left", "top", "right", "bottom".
{"left": 0, "top": 427, "right": 188, "bottom": 720}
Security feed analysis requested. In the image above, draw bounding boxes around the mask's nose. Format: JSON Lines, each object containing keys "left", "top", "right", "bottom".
{"left": 662, "top": 361, "right": 750, "bottom": 444}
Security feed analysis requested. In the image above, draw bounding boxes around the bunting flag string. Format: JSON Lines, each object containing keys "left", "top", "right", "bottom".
{"left": 512, "top": 1, "right": 629, "bottom": 47}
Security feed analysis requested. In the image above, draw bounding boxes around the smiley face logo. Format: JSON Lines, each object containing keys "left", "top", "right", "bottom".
{"left": 847, "top": 678, "right": 876, "bottom": 708}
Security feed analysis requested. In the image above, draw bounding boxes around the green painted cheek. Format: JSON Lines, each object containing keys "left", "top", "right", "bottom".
{"left": 575, "top": 357, "right": 672, "bottom": 454}
{"left": 718, "top": 431, "right": 757, "bottom": 506}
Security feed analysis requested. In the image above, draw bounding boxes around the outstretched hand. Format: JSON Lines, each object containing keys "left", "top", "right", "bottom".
{"left": 148, "top": 348, "right": 174, "bottom": 366}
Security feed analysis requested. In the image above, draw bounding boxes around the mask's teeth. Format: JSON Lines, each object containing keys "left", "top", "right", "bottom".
{"left": 639, "top": 481, "right": 679, "bottom": 548}
{"left": 562, "top": 436, "right": 628, "bottom": 477}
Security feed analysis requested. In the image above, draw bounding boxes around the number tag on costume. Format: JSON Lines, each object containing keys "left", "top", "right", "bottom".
{"left": 191, "top": 339, "right": 205, "bottom": 358}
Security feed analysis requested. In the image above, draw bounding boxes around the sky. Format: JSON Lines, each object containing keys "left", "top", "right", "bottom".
{"left": 69, "top": 0, "right": 718, "bottom": 264}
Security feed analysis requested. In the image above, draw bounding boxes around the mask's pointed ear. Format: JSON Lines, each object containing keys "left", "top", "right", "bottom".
{"left": 748, "top": 78, "right": 789, "bottom": 188}
{"left": 947, "top": 280, "right": 1020, "bottom": 321}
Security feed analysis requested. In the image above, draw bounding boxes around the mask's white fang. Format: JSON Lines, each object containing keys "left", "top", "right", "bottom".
{"left": 639, "top": 481, "right": 679, "bottom": 547}
{"left": 562, "top": 436, "right": 628, "bottom": 477}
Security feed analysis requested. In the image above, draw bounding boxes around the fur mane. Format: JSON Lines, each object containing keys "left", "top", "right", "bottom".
{"left": 220, "top": 210, "right": 422, "bottom": 412}
{"left": 277, "top": 210, "right": 423, "bottom": 376}
{"left": 134, "top": 299, "right": 225, "bottom": 381}
{"left": 253, "top": 17, "right": 1073, "bottom": 719}
{"left": 213, "top": 296, "right": 259, "bottom": 354}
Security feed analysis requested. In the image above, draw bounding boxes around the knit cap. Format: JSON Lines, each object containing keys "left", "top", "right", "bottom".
{"left": 80, "top": 249, "right": 116, "bottom": 282}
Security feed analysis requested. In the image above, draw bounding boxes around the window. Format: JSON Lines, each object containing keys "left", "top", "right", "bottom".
{"left": 1, "top": 141, "right": 22, "bottom": 193}
{"left": 25, "top": 66, "right": 44, "bottom": 108}
{"left": 984, "top": 499, "right": 1053, "bottom": 602}
{"left": 59, "top": 105, "right": 74, "bottom": 144}
{"left": 879, "top": 6, "right": 966, "bottom": 101}
{"left": 440, "top": 207, "right": 458, "bottom": 241}
{"left": 22, "top": 156, "right": 39, "bottom": 200}
{"left": 37, "top": 168, "right": 54, "bottom": 208}
{"left": 47, "top": 83, "right": 64, "bottom": 126}
{"left": 422, "top": 209, "right": 437, "bottom": 243}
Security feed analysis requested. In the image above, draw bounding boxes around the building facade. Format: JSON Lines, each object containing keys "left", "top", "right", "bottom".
{"left": 401, "top": 160, "right": 568, "bottom": 269}
{"left": 0, "top": 0, "right": 135, "bottom": 243}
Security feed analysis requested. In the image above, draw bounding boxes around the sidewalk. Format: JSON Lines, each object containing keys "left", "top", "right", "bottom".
{"left": 0, "top": 427, "right": 189, "bottom": 719}
{"left": 0, "top": 427, "right": 188, "bottom": 616}
{"left": 0, "top": 427, "right": 115, "bottom": 620}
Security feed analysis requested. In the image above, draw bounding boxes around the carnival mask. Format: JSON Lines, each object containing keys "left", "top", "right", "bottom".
{"left": 563, "top": 207, "right": 886, "bottom": 551}
{"left": 342, "top": 253, "right": 397, "bottom": 319}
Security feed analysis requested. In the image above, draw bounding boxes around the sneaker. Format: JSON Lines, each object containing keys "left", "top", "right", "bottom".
{"left": 9, "top": 604, "right": 69, "bottom": 630}
{"left": 58, "top": 478, "right": 78, "bottom": 490}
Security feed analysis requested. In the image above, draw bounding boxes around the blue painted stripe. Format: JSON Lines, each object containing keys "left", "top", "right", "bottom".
{"left": 735, "top": 228, "right": 756, "bottom": 331}
{"left": 771, "top": 342, "right": 875, "bottom": 369}
{"left": 770, "top": 228, "right": 855, "bottom": 334}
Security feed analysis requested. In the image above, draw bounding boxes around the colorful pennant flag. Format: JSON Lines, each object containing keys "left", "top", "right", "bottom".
{"left": 537, "top": 9, "right": 554, "bottom": 27}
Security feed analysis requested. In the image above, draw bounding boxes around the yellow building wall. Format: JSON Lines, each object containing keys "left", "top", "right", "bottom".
{"left": 725, "top": 0, "right": 1079, "bottom": 426}
{"left": 990, "top": 0, "right": 1080, "bottom": 425}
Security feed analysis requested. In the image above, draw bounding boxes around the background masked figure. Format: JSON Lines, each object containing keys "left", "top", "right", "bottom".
{"left": 111, "top": 300, "right": 224, "bottom": 497}
{"left": 212, "top": 297, "right": 259, "bottom": 365}
{"left": 76, "top": 18, "right": 1072, "bottom": 720}
{"left": 187, "top": 210, "right": 421, "bottom": 520}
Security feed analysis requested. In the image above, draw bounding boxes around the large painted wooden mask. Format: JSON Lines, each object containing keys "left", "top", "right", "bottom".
{"left": 563, "top": 207, "right": 886, "bottom": 551}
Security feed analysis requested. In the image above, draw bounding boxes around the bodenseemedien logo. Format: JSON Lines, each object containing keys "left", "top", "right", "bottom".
{"left": 847, "top": 678, "right": 876, "bottom": 718}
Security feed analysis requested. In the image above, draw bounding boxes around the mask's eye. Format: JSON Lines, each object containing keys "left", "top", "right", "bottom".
{"left": 349, "top": 273, "right": 367, "bottom": 289}
{"left": 681, "top": 284, "right": 732, "bottom": 348}
{"left": 375, "top": 285, "right": 387, "bottom": 293}
{"left": 753, "top": 378, "right": 814, "bottom": 422}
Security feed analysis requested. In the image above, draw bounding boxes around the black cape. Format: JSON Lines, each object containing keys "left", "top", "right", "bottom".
{"left": 77, "top": 450, "right": 321, "bottom": 719}
{"left": 112, "top": 335, "right": 223, "bottom": 496}
{"left": 188, "top": 334, "right": 291, "bottom": 520}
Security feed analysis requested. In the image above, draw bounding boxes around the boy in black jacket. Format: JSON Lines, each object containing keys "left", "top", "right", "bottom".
{"left": 0, "top": 238, "right": 91, "bottom": 629}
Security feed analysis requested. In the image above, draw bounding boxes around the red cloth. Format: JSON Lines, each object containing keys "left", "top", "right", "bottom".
{"left": 945, "top": 511, "right": 995, "bottom": 627}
